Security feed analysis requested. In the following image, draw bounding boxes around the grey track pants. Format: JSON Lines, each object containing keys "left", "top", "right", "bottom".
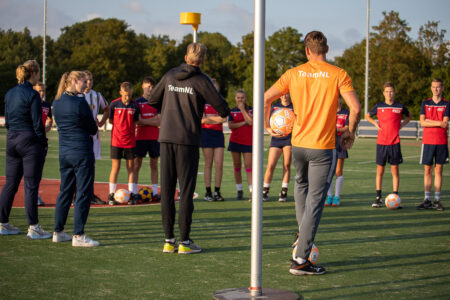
{"left": 292, "top": 146, "right": 336, "bottom": 260}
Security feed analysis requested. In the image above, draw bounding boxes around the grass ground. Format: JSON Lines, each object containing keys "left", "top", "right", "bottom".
{"left": 0, "top": 129, "right": 449, "bottom": 299}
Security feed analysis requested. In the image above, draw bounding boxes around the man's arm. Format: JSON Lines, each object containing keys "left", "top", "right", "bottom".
{"left": 98, "top": 105, "right": 109, "bottom": 127}
{"left": 420, "top": 114, "right": 446, "bottom": 128}
{"left": 264, "top": 85, "right": 283, "bottom": 136}
{"left": 137, "top": 114, "right": 161, "bottom": 127}
{"left": 148, "top": 76, "right": 166, "bottom": 110}
{"left": 340, "top": 90, "right": 361, "bottom": 150}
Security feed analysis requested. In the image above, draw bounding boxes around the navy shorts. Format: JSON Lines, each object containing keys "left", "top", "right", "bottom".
{"left": 201, "top": 129, "right": 225, "bottom": 148}
{"left": 376, "top": 143, "right": 402, "bottom": 166}
{"left": 228, "top": 141, "right": 252, "bottom": 153}
{"left": 110, "top": 146, "right": 136, "bottom": 160}
{"left": 420, "top": 144, "right": 449, "bottom": 165}
{"left": 270, "top": 135, "right": 291, "bottom": 148}
{"left": 336, "top": 135, "right": 348, "bottom": 159}
{"left": 135, "top": 140, "right": 160, "bottom": 158}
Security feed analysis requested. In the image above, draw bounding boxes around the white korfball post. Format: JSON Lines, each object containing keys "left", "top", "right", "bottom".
{"left": 42, "top": 0, "right": 47, "bottom": 89}
{"left": 364, "top": 0, "right": 370, "bottom": 116}
{"left": 214, "top": 1, "right": 299, "bottom": 299}
{"left": 180, "top": 12, "right": 201, "bottom": 43}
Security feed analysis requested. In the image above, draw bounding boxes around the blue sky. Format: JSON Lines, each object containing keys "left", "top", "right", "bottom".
{"left": 1, "top": 0, "right": 448, "bottom": 58}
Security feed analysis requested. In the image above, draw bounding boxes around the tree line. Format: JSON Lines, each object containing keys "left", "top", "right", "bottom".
{"left": 0, "top": 11, "right": 448, "bottom": 118}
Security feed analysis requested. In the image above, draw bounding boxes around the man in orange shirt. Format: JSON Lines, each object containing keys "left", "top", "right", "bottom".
{"left": 264, "top": 31, "right": 361, "bottom": 275}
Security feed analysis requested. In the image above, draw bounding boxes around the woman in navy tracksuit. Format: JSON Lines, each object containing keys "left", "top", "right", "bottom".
{"left": 52, "top": 71, "right": 99, "bottom": 247}
{"left": 0, "top": 60, "right": 51, "bottom": 239}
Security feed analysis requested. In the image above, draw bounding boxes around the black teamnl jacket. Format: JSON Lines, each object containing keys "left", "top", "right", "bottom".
{"left": 148, "top": 63, "right": 230, "bottom": 146}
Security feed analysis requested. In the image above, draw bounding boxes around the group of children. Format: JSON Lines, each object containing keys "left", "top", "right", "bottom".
{"left": 34, "top": 76, "right": 448, "bottom": 210}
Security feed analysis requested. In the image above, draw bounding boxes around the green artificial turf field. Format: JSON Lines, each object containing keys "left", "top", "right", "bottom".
{"left": 0, "top": 129, "right": 449, "bottom": 299}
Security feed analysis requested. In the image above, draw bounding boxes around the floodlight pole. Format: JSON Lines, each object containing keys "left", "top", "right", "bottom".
{"left": 364, "top": 0, "right": 370, "bottom": 116}
{"left": 180, "top": 12, "right": 201, "bottom": 43}
{"left": 250, "top": 0, "right": 265, "bottom": 295}
{"left": 43, "top": 0, "right": 47, "bottom": 89}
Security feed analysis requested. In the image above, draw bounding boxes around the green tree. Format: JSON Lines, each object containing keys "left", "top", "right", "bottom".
{"left": 0, "top": 28, "right": 42, "bottom": 114}
{"left": 53, "top": 18, "right": 147, "bottom": 102}
{"left": 416, "top": 21, "right": 449, "bottom": 67}
{"left": 336, "top": 11, "right": 431, "bottom": 118}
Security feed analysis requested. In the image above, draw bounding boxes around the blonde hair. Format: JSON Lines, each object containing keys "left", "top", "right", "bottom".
{"left": 186, "top": 43, "right": 207, "bottom": 66}
{"left": 83, "top": 70, "right": 94, "bottom": 79}
{"left": 34, "top": 81, "right": 46, "bottom": 89}
{"left": 16, "top": 60, "right": 40, "bottom": 84}
{"left": 120, "top": 81, "right": 133, "bottom": 92}
{"left": 55, "top": 71, "right": 86, "bottom": 100}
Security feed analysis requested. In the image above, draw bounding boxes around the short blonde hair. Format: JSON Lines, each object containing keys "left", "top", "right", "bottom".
{"left": 16, "top": 60, "right": 40, "bottom": 84}
{"left": 120, "top": 82, "right": 133, "bottom": 92}
{"left": 186, "top": 43, "right": 207, "bottom": 66}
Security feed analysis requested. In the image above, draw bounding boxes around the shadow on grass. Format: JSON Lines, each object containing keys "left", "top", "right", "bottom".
{"left": 299, "top": 274, "right": 450, "bottom": 299}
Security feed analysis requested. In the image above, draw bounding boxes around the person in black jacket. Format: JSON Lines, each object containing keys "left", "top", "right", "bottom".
{"left": 52, "top": 71, "right": 100, "bottom": 247}
{"left": 0, "top": 60, "right": 51, "bottom": 239}
{"left": 149, "top": 43, "right": 230, "bottom": 254}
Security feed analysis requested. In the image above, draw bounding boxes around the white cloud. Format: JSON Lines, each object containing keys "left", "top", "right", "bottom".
{"left": 86, "top": 13, "right": 102, "bottom": 21}
{"left": 123, "top": 1, "right": 145, "bottom": 14}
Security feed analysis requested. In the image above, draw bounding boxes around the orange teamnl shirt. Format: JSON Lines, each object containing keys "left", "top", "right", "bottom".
{"left": 274, "top": 60, "right": 354, "bottom": 149}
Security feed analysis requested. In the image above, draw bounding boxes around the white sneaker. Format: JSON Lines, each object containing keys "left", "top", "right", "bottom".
{"left": 53, "top": 231, "right": 72, "bottom": 243}
{"left": 27, "top": 224, "right": 51, "bottom": 239}
{"left": 0, "top": 223, "right": 20, "bottom": 235}
{"left": 72, "top": 234, "right": 99, "bottom": 247}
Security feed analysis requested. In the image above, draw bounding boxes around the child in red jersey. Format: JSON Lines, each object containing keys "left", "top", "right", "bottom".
{"left": 107, "top": 82, "right": 140, "bottom": 205}
{"left": 201, "top": 79, "right": 227, "bottom": 202}
{"left": 134, "top": 76, "right": 161, "bottom": 201}
{"left": 228, "top": 89, "right": 253, "bottom": 200}
{"left": 417, "top": 78, "right": 449, "bottom": 211}
{"left": 366, "top": 82, "right": 411, "bottom": 208}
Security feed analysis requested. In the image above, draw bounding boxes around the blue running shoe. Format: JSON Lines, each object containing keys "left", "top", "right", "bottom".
{"left": 325, "top": 195, "right": 333, "bottom": 206}
{"left": 332, "top": 196, "right": 341, "bottom": 206}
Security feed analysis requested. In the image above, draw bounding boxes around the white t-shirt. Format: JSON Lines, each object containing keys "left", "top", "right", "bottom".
{"left": 84, "top": 89, "right": 108, "bottom": 120}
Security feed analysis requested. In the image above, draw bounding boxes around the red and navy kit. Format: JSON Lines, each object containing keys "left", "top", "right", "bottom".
{"left": 420, "top": 99, "right": 449, "bottom": 145}
{"left": 336, "top": 108, "right": 349, "bottom": 136}
{"left": 229, "top": 106, "right": 253, "bottom": 146}
{"left": 369, "top": 102, "right": 410, "bottom": 145}
{"left": 109, "top": 98, "right": 140, "bottom": 148}
{"left": 202, "top": 104, "right": 223, "bottom": 131}
{"left": 135, "top": 96, "right": 159, "bottom": 141}
{"left": 41, "top": 101, "right": 52, "bottom": 126}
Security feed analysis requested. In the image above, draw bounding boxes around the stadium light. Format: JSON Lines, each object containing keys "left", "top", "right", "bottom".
{"left": 365, "top": 0, "right": 370, "bottom": 117}
{"left": 42, "top": 0, "right": 47, "bottom": 92}
{"left": 214, "top": 1, "right": 299, "bottom": 299}
{"left": 180, "top": 12, "right": 201, "bottom": 43}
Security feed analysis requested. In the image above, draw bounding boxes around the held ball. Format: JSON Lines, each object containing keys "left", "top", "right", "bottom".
{"left": 385, "top": 193, "right": 402, "bottom": 209}
{"left": 114, "top": 189, "right": 130, "bottom": 204}
{"left": 139, "top": 186, "right": 153, "bottom": 202}
{"left": 269, "top": 108, "right": 295, "bottom": 137}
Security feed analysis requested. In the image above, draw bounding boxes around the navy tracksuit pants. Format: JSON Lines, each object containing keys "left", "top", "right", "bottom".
{"left": 0, "top": 131, "right": 45, "bottom": 225}
{"left": 54, "top": 153, "right": 95, "bottom": 235}
{"left": 160, "top": 142, "right": 199, "bottom": 241}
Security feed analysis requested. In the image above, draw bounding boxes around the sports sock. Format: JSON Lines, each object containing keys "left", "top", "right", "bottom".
{"left": 376, "top": 190, "right": 382, "bottom": 199}
{"left": 214, "top": 187, "right": 220, "bottom": 193}
{"left": 152, "top": 184, "right": 158, "bottom": 195}
{"left": 109, "top": 183, "right": 117, "bottom": 194}
{"left": 263, "top": 182, "right": 270, "bottom": 188}
{"left": 393, "top": 191, "right": 398, "bottom": 195}
{"left": 335, "top": 176, "right": 344, "bottom": 197}
{"left": 165, "top": 238, "right": 176, "bottom": 243}
{"left": 236, "top": 183, "right": 243, "bottom": 191}
{"left": 282, "top": 182, "right": 289, "bottom": 189}
{"left": 435, "top": 192, "right": 440, "bottom": 201}
{"left": 206, "top": 187, "right": 212, "bottom": 195}
{"left": 425, "top": 191, "right": 431, "bottom": 200}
